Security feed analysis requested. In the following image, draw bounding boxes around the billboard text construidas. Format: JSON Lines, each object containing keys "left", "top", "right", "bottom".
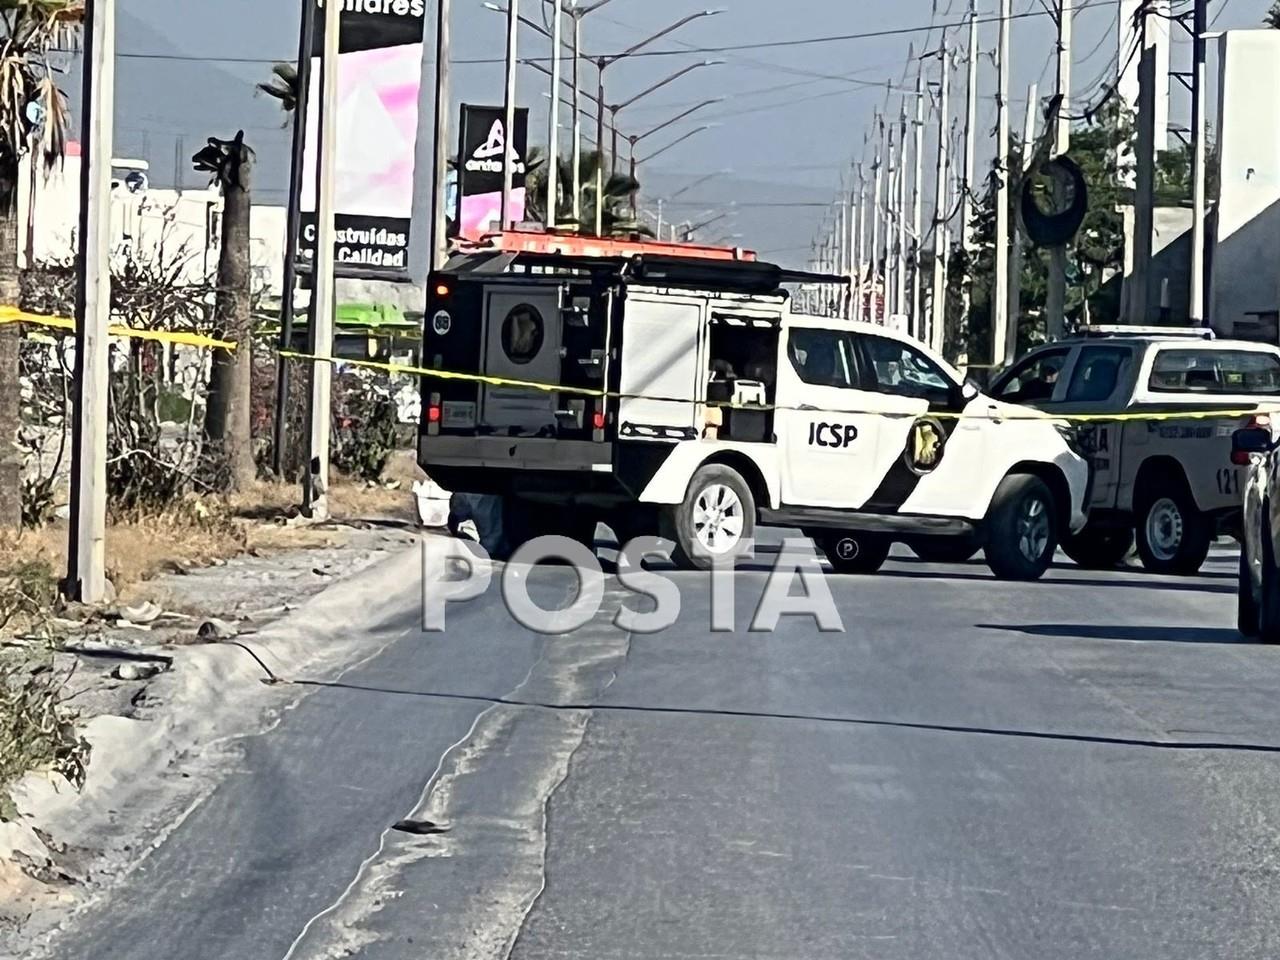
{"left": 300, "top": 0, "right": 427, "bottom": 278}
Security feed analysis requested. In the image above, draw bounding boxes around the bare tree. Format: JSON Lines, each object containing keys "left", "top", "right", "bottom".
{"left": 192, "top": 131, "right": 256, "bottom": 490}
{"left": 0, "top": 1, "right": 79, "bottom": 529}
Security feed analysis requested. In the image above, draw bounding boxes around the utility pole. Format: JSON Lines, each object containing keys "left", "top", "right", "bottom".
{"left": 1129, "top": 40, "right": 1157, "bottom": 325}
{"left": 303, "top": 0, "right": 341, "bottom": 518}
{"left": 1046, "top": 0, "right": 1071, "bottom": 340}
{"left": 430, "top": 0, "right": 452, "bottom": 269}
{"left": 1189, "top": 0, "right": 1208, "bottom": 325}
{"left": 871, "top": 114, "right": 885, "bottom": 324}
{"left": 854, "top": 163, "right": 866, "bottom": 321}
{"left": 896, "top": 98, "right": 910, "bottom": 331}
{"left": 1007, "top": 82, "right": 1037, "bottom": 363}
{"left": 911, "top": 63, "right": 925, "bottom": 338}
{"left": 67, "top": 0, "right": 115, "bottom": 603}
{"left": 271, "top": 0, "right": 316, "bottom": 476}
{"left": 992, "top": 0, "right": 1012, "bottom": 367}
{"left": 931, "top": 45, "right": 951, "bottom": 356}
{"left": 959, "top": 1, "right": 978, "bottom": 354}
{"left": 885, "top": 118, "right": 899, "bottom": 319}
{"left": 571, "top": 6, "right": 582, "bottom": 225}
{"left": 546, "top": 0, "right": 562, "bottom": 229}
{"left": 500, "top": 0, "right": 519, "bottom": 228}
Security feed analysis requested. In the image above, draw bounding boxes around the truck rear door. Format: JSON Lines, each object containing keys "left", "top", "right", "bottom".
{"left": 480, "top": 287, "right": 563, "bottom": 433}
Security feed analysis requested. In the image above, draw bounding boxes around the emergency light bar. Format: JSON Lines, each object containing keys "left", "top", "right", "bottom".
{"left": 457, "top": 230, "right": 758, "bottom": 263}
{"left": 1076, "top": 325, "right": 1216, "bottom": 340}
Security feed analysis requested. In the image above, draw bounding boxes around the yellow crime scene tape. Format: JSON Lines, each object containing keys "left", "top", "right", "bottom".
{"left": 0, "top": 305, "right": 239, "bottom": 351}
{"left": 279, "top": 349, "right": 1280, "bottom": 424}
{"left": 5, "top": 304, "right": 1276, "bottom": 425}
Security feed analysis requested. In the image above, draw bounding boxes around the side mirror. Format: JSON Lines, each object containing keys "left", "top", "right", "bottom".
{"left": 1231, "top": 427, "right": 1273, "bottom": 465}
{"left": 960, "top": 378, "right": 981, "bottom": 402}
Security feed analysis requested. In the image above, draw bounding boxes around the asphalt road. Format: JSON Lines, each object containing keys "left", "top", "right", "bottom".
{"left": 40, "top": 533, "right": 1280, "bottom": 960}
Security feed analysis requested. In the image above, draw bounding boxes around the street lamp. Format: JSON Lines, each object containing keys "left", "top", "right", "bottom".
{"left": 637, "top": 124, "right": 717, "bottom": 167}
{"left": 607, "top": 61, "right": 723, "bottom": 172}
{"left": 627, "top": 114, "right": 719, "bottom": 217}
{"left": 666, "top": 168, "right": 732, "bottom": 203}
{"left": 590, "top": 9, "right": 724, "bottom": 234}
{"left": 681, "top": 207, "right": 733, "bottom": 242}
{"left": 485, "top": 0, "right": 618, "bottom": 226}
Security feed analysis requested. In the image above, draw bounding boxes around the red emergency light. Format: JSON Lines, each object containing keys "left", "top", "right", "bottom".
{"left": 457, "top": 230, "right": 758, "bottom": 263}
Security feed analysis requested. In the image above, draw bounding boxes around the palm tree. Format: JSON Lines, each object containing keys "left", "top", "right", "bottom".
{"left": 524, "top": 149, "right": 652, "bottom": 238}
{"left": 192, "top": 131, "right": 256, "bottom": 490}
{"left": 0, "top": 0, "right": 80, "bottom": 530}
{"left": 258, "top": 62, "right": 299, "bottom": 116}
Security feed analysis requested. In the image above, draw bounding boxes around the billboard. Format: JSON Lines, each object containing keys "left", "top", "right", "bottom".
{"left": 455, "top": 104, "right": 529, "bottom": 239}
{"left": 300, "top": 0, "right": 428, "bottom": 278}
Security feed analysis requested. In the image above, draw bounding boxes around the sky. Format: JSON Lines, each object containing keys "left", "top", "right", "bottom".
{"left": 87, "top": 0, "right": 1277, "bottom": 268}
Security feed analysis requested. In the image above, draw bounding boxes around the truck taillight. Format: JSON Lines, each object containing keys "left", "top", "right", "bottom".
{"left": 592, "top": 406, "right": 606, "bottom": 442}
{"left": 427, "top": 392, "right": 441, "bottom": 435}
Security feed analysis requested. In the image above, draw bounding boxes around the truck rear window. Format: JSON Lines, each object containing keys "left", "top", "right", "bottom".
{"left": 1148, "top": 349, "right": 1280, "bottom": 395}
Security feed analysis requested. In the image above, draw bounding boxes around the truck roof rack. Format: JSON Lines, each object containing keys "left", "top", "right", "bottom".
{"left": 443, "top": 231, "right": 847, "bottom": 296}
{"left": 1074, "top": 325, "right": 1216, "bottom": 340}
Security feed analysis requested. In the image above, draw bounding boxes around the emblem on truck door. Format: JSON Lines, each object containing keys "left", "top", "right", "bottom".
{"left": 904, "top": 416, "right": 947, "bottom": 475}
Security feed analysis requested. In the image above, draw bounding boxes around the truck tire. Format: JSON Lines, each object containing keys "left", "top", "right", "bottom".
{"left": 661, "top": 464, "right": 756, "bottom": 571}
{"left": 1134, "top": 479, "right": 1211, "bottom": 575}
{"left": 906, "top": 535, "right": 980, "bottom": 564}
{"left": 1061, "top": 523, "right": 1135, "bottom": 569}
{"left": 1239, "top": 549, "right": 1260, "bottom": 638}
{"left": 818, "top": 532, "right": 893, "bottom": 574}
{"left": 984, "top": 474, "right": 1058, "bottom": 581}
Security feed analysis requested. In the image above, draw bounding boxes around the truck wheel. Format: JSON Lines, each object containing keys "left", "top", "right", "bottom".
{"left": 984, "top": 474, "right": 1058, "bottom": 581}
{"left": 1061, "top": 523, "right": 1135, "bottom": 569}
{"left": 906, "top": 535, "right": 979, "bottom": 564}
{"left": 818, "top": 532, "right": 893, "bottom": 574}
{"left": 1134, "top": 481, "right": 1211, "bottom": 575}
{"left": 1239, "top": 549, "right": 1260, "bottom": 638}
{"left": 661, "top": 464, "right": 755, "bottom": 571}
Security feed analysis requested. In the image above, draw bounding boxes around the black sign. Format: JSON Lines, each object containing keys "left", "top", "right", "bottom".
{"left": 310, "top": 0, "right": 427, "bottom": 55}
{"left": 455, "top": 104, "right": 529, "bottom": 237}
{"left": 298, "top": 213, "right": 411, "bottom": 272}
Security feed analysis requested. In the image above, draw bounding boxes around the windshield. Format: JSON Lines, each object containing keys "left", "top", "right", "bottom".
{"left": 1148, "top": 348, "right": 1280, "bottom": 394}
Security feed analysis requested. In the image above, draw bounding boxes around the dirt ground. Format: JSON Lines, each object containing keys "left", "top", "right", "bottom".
{"left": 0, "top": 452, "right": 434, "bottom": 934}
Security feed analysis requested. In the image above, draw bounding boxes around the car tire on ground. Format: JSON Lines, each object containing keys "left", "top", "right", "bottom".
{"left": 906, "top": 535, "right": 980, "bottom": 564}
{"left": 983, "top": 474, "right": 1058, "bottom": 581}
{"left": 1239, "top": 548, "right": 1260, "bottom": 638}
{"left": 1061, "top": 523, "right": 1135, "bottom": 570}
{"left": 1134, "top": 480, "right": 1211, "bottom": 575}
{"left": 816, "top": 531, "right": 893, "bottom": 574}
{"left": 661, "top": 463, "right": 756, "bottom": 571}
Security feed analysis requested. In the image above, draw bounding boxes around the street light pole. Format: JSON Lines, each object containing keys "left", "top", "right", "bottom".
{"left": 992, "top": 0, "right": 1012, "bottom": 367}
{"left": 547, "top": 0, "right": 563, "bottom": 229}
{"left": 571, "top": 5, "right": 582, "bottom": 224}
{"left": 931, "top": 45, "right": 952, "bottom": 355}
{"left": 500, "top": 0, "right": 519, "bottom": 229}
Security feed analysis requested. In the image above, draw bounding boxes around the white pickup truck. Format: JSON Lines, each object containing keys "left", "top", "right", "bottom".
{"left": 419, "top": 233, "right": 1089, "bottom": 580}
{"left": 990, "top": 327, "right": 1280, "bottom": 574}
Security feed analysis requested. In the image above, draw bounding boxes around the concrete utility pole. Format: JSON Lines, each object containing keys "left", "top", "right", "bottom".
{"left": 896, "top": 98, "right": 909, "bottom": 330}
{"left": 1007, "top": 82, "right": 1037, "bottom": 363}
{"left": 1189, "top": 0, "right": 1208, "bottom": 325}
{"left": 854, "top": 163, "right": 866, "bottom": 321}
{"left": 67, "top": 0, "right": 115, "bottom": 603}
{"left": 911, "top": 64, "right": 925, "bottom": 337}
{"left": 1046, "top": 0, "right": 1071, "bottom": 340}
{"left": 270, "top": 0, "right": 316, "bottom": 476}
{"left": 959, "top": 1, "right": 978, "bottom": 350}
{"left": 885, "top": 118, "right": 899, "bottom": 319}
{"left": 992, "top": 0, "right": 1012, "bottom": 367}
{"left": 1129, "top": 41, "right": 1157, "bottom": 325}
{"left": 500, "top": 0, "right": 519, "bottom": 228}
{"left": 430, "top": 0, "right": 452, "bottom": 269}
{"left": 871, "top": 115, "right": 885, "bottom": 323}
{"left": 571, "top": 8, "right": 582, "bottom": 225}
{"left": 546, "top": 0, "right": 563, "bottom": 229}
{"left": 303, "top": 0, "right": 341, "bottom": 517}
{"left": 931, "top": 45, "right": 951, "bottom": 356}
